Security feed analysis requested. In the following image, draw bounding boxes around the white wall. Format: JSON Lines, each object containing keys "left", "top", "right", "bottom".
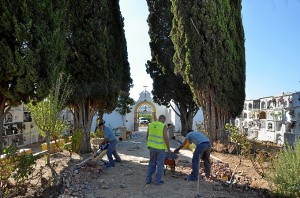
{"left": 90, "top": 90, "right": 204, "bottom": 133}
{"left": 234, "top": 92, "right": 300, "bottom": 144}
{"left": 91, "top": 111, "right": 124, "bottom": 132}
{"left": 171, "top": 106, "right": 204, "bottom": 133}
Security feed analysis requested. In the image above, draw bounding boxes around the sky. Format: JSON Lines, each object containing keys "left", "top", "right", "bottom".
{"left": 119, "top": 0, "right": 300, "bottom": 101}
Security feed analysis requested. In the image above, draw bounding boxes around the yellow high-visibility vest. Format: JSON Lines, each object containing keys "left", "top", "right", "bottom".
{"left": 147, "top": 121, "right": 166, "bottom": 149}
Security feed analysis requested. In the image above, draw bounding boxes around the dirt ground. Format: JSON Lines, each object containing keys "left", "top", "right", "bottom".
{"left": 20, "top": 131, "right": 272, "bottom": 198}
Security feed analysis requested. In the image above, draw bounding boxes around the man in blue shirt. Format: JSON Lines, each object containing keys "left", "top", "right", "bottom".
{"left": 174, "top": 130, "right": 211, "bottom": 181}
{"left": 99, "top": 120, "right": 121, "bottom": 168}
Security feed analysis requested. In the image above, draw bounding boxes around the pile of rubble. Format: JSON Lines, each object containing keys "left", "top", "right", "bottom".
{"left": 59, "top": 163, "right": 112, "bottom": 197}
{"left": 205, "top": 160, "right": 253, "bottom": 190}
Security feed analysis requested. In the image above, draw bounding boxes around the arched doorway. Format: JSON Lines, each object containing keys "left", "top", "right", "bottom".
{"left": 133, "top": 100, "right": 157, "bottom": 131}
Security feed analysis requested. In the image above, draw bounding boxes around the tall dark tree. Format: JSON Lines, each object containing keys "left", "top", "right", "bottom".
{"left": 171, "top": 0, "right": 246, "bottom": 141}
{"left": 146, "top": 0, "right": 198, "bottom": 136}
{"left": 0, "top": 0, "right": 69, "bottom": 153}
{"left": 67, "top": 0, "right": 132, "bottom": 153}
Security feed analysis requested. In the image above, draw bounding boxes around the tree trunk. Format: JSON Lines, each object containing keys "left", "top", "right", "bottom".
{"left": 97, "top": 110, "right": 104, "bottom": 121}
{"left": 202, "top": 90, "right": 217, "bottom": 142}
{"left": 122, "top": 115, "right": 125, "bottom": 126}
{"left": 179, "top": 108, "right": 194, "bottom": 136}
{"left": 172, "top": 100, "right": 198, "bottom": 137}
{"left": 73, "top": 100, "right": 95, "bottom": 153}
{"left": 204, "top": 91, "right": 213, "bottom": 141}
{"left": 46, "top": 131, "right": 51, "bottom": 166}
{"left": 0, "top": 112, "right": 4, "bottom": 155}
{"left": 202, "top": 89, "right": 227, "bottom": 143}
{"left": 211, "top": 96, "right": 217, "bottom": 141}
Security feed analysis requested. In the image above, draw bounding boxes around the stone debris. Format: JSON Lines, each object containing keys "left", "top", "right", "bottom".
{"left": 100, "top": 183, "right": 109, "bottom": 189}
{"left": 198, "top": 160, "right": 253, "bottom": 190}
{"left": 139, "top": 160, "right": 149, "bottom": 163}
{"left": 59, "top": 153, "right": 257, "bottom": 196}
{"left": 15, "top": 131, "right": 269, "bottom": 198}
{"left": 210, "top": 161, "right": 232, "bottom": 182}
{"left": 59, "top": 160, "right": 137, "bottom": 197}
{"left": 119, "top": 184, "right": 126, "bottom": 188}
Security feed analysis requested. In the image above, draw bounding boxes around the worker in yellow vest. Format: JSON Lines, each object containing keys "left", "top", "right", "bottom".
{"left": 145, "top": 115, "right": 170, "bottom": 185}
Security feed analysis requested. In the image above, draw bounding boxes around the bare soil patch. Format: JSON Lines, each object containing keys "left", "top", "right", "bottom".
{"left": 19, "top": 131, "right": 272, "bottom": 198}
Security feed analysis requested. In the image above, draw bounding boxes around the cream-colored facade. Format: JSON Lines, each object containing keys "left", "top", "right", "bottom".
{"left": 235, "top": 92, "right": 300, "bottom": 145}
{"left": 3, "top": 90, "right": 204, "bottom": 148}
{"left": 2, "top": 104, "right": 73, "bottom": 148}
{"left": 95, "top": 90, "right": 204, "bottom": 134}
{"left": 2, "top": 104, "right": 38, "bottom": 148}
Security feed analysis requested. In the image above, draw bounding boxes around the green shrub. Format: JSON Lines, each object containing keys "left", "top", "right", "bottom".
{"left": 90, "top": 131, "right": 96, "bottom": 138}
{"left": 267, "top": 140, "right": 300, "bottom": 198}
{"left": 71, "top": 129, "right": 84, "bottom": 153}
{"left": 225, "top": 123, "right": 251, "bottom": 156}
{"left": 250, "top": 141, "right": 279, "bottom": 178}
{"left": 0, "top": 145, "right": 35, "bottom": 196}
{"left": 95, "top": 128, "right": 104, "bottom": 138}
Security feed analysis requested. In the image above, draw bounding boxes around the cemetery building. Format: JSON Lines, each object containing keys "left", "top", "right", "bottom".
{"left": 234, "top": 92, "right": 300, "bottom": 145}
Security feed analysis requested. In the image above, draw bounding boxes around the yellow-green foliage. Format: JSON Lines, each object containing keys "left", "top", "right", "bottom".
{"left": 189, "top": 143, "right": 196, "bottom": 152}
{"left": 95, "top": 128, "right": 104, "bottom": 138}
{"left": 225, "top": 123, "right": 251, "bottom": 156}
{"left": 26, "top": 101, "right": 68, "bottom": 140}
{"left": 250, "top": 141, "right": 279, "bottom": 178}
{"left": 195, "top": 122, "right": 203, "bottom": 131}
{"left": 225, "top": 123, "right": 277, "bottom": 178}
{"left": 0, "top": 145, "right": 35, "bottom": 196}
{"left": 90, "top": 132, "right": 96, "bottom": 138}
{"left": 26, "top": 74, "right": 70, "bottom": 141}
{"left": 267, "top": 141, "right": 300, "bottom": 198}
{"left": 71, "top": 129, "right": 84, "bottom": 153}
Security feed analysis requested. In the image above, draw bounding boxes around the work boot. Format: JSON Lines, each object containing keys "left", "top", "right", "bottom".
{"left": 105, "top": 163, "right": 115, "bottom": 168}
{"left": 146, "top": 180, "right": 151, "bottom": 185}
{"left": 184, "top": 176, "right": 197, "bottom": 181}
{"left": 154, "top": 180, "right": 164, "bottom": 186}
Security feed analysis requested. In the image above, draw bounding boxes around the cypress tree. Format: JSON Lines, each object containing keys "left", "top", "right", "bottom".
{"left": 28, "top": 0, "right": 69, "bottom": 83}
{"left": 0, "top": 0, "right": 68, "bottom": 153}
{"left": 66, "top": 0, "right": 132, "bottom": 153}
{"left": 171, "top": 0, "right": 245, "bottom": 141}
{"left": 146, "top": 0, "right": 198, "bottom": 135}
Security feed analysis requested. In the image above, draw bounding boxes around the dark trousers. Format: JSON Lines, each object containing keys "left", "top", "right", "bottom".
{"left": 145, "top": 148, "right": 165, "bottom": 183}
{"left": 190, "top": 142, "right": 211, "bottom": 180}
{"left": 106, "top": 139, "right": 121, "bottom": 165}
